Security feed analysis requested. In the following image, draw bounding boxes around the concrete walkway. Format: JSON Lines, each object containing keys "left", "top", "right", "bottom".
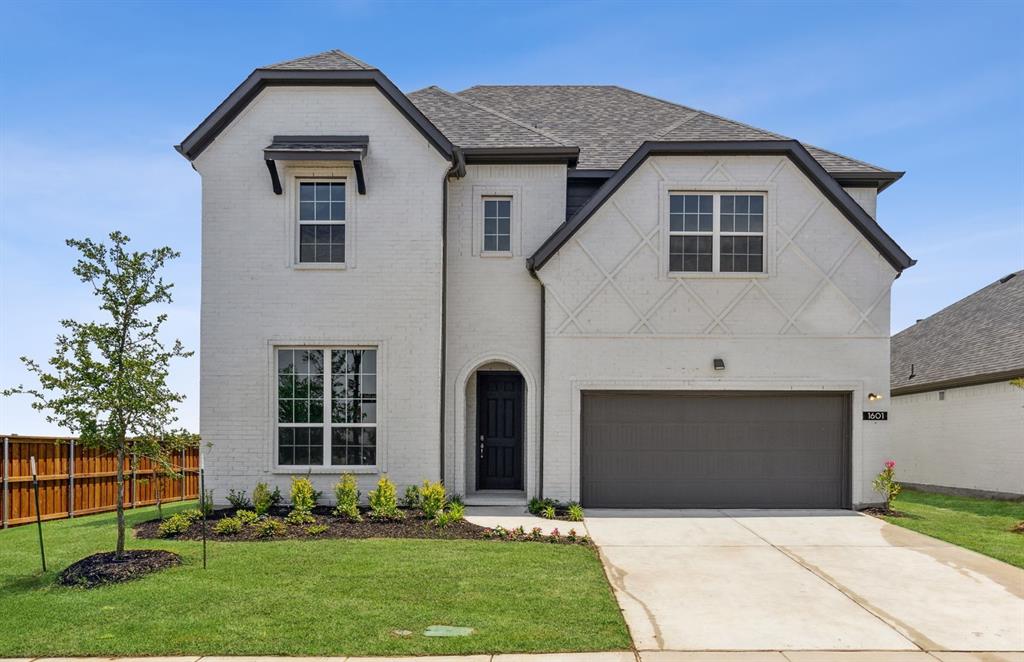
{"left": 587, "top": 509, "right": 1024, "bottom": 654}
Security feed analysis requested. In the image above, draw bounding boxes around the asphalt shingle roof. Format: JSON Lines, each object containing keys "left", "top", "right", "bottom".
{"left": 264, "top": 49, "right": 375, "bottom": 71}
{"left": 891, "top": 270, "right": 1024, "bottom": 393}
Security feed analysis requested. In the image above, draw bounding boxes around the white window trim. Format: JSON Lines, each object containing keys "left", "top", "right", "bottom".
{"left": 471, "top": 185, "right": 522, "bottom": 257}
{"left": 659, "top": 182, "right": 775, "bottom": 279}
{"left": 481, "top": 195, "right": 514, "bottom": 256}
{"left": 268, "top": 340, "right": 384, "bottom": 474}
{"left": 284, "top": 167, "right": 357, "bottom": 270}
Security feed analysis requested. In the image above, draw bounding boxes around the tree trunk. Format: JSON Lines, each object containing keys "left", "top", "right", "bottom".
{"left": 155, "top": 473, "right": 163, "bottom": 520}
{"left": 116, "top": 447, "right": 126, "bottom": 556}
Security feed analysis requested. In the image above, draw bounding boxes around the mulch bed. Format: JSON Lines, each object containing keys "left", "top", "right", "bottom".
{"left": 861, "top": 507, "right": 908, "bottom": 518}
{"left": 1012, "top": 521, "right": 1024, "bottom": 534}
{"left": 134, "top": 506, "right": 590, "bottom": 545}
{"left": 57, "top": 550, "right": 182, "bottom": 588}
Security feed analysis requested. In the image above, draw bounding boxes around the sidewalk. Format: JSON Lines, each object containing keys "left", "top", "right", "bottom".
{"left": 5, "top": 652, "right": 1024, "bottom": 661}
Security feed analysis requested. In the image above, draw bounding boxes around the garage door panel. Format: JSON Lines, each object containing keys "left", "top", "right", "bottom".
{"left": 581, "top": 392, "right": 850, "bottom": 509}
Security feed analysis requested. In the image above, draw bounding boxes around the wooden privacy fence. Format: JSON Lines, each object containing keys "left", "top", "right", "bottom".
{"left": 1, "top": 435, "right": 200, "bottom": 528}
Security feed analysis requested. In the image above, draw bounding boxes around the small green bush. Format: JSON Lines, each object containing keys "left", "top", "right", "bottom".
{"left": 528, "top": 497, "right": 556, "bottom": 516}
{"left": 368, "top": 475, "right": 403, "bottom": 519}
{"left": 290, "top": 475, "right": 318, "bottom": 513}
{"left": 541, "top": 504, "right": 557, "bottom": 520}
{"left": 402, "top": 484, "right": 421, "bottom": 509}
{"left": 158, "top": 513, "right": 193, "bottom": 537}
{"left": 284, "top": 510, "right": 315, "bottom": 525}
{"left": 180, "top": 508, "right": 204, "bottom": 522}
{"left": 200, "top": 489, "right": 215, "bottom": 516}
{"left": 227, "top": 489, "right": 251, "bottom": 510}
{"left": 213, "top": 516, "right": 243, "bottom": 535}
{"left": 333, "top": 473, "right": 362, "bottom": 520}
{"left": 255, "top": 518, "right": 286, "bottom": 538}
{"left": 306, "top": 524, "right": 329, "bottom": 536}
{"left": 419, "top": 480, "right": 446, "bottom": 519}
{"left": 449, "top": 493, "right": 464, "bottom": 506}
{"left": 567, "top": 502, "right": 585, "bottom": 522}
{"left": 252, "top": 482, "right": 282, "bottom": 516}
{"left": 434, "top": 500, "right": 465, "bottom": 527}
{"left": 235, "top": 509, "right": 259, "bottom": 525}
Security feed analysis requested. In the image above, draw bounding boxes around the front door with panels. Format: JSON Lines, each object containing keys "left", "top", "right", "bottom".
{"left": 476, "top": 372, "right": 524, "bottom": 490}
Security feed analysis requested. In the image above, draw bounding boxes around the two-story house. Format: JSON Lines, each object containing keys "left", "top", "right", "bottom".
{"left": 176, "top": 49, "right": 914, "bottom": 509}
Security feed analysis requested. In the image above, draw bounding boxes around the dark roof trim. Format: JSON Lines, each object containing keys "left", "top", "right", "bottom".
{"left": 176, "top": 70, "right": 454, "bottom": 162}
{"left": 833, "top": 170, "right": 905, "bottom": 192}
{"left": 263, "top": 135, "right": 369, "bottom": 195}
{"left": 527, "top": 140, "right": 915, "bottom": 273}
{"left": 568, "top": 169, "right": 616, "bottom": 179}
{"left": 461, "top": 146, "right": 579, "bottom": 167}
{"left": 891, "top": 368, "right": 1024, "bottom": 396}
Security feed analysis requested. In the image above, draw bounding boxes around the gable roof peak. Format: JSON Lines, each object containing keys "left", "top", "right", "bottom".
{"left": 262, "top": 49, "right": 376, "bottom": 71}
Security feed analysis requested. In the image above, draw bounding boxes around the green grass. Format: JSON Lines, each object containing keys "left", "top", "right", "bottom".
{"left": 881, "top": 489, "right": 1024, "bottom": 568}
{"left": 0, "top": 502, "right": 630, "bottom": 656}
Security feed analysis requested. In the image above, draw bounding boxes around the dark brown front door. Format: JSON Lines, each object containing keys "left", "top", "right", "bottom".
{"left": 476, "top": 372, "right": 524, "bottom": 490}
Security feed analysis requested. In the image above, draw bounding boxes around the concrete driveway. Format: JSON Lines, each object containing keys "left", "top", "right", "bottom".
{"left": 587, "top": 509, "right": 1024, "bottom": 654}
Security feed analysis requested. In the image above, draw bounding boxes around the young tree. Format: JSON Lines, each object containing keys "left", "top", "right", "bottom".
{"left": 4, "top": 232, "right": 193, "bottom": 555}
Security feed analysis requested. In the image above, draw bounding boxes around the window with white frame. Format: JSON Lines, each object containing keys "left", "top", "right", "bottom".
{"left": 276, "top": 347, "right": 377, "bottom": 467}
{"left": 482, "top": 197, "right": 512, "bottom": 253}
{"left": 669, "top": 193, "right": 765, "bottom": 273}
{"left": 298, "top": 181, "right": 346, "bottom": 263}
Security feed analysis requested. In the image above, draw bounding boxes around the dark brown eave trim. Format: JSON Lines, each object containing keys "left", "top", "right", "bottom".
{"left": 833, "top": 170, "right": 905, "bottom": 193}
{"left": 461, "top": 146, "right": 579, "bottom": 167}
{"left": 568, "top": 169, "right": 616, "bottom": 179}
{"left": 175, "top": 69, "right": 454, "bottom": 162}
{"left": 891, "top": 368, "right": 1024, "bottom": 396}
{"left": 527, "top": 140, "right": 916, "bottom": 273}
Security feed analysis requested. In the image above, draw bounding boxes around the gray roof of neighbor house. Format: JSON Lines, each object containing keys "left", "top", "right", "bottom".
{"left": 891, "top": 271, "right": 1024, "bottom": 394}
{"left": 412, "top": 84, "right": 898, "bottom": 180}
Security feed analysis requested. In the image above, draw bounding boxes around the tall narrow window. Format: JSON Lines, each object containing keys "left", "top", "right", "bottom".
{"left": 483, "top": 197, "right": 511, "bottom": 253}
{"left": 276, "top": 346, "right": 377, "bottom": 467}
{"left": 668, "top": 193, "right": 765, "bottom": 274}
{"left": 298, "top": 181, "right": 345, "bottom": 263}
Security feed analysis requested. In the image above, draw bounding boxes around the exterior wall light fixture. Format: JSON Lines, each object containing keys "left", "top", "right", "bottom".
{"left": 713, "top": 358, "right": 725, "bottom": 371}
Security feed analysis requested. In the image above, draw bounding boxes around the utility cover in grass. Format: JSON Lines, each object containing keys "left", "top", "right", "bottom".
{"left": 423, "top": 625, "right": 474, "bottom": 637}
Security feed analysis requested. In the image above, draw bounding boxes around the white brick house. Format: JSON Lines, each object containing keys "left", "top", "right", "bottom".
{"left": 177, "top": 50, "right": 915, "bottom": 509}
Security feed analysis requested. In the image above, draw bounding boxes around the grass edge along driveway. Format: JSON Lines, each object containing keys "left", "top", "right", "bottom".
{"left": 880, "top": 488, "right": 1024, "bottom": 568}
{"left": 0, "top": 502, "right": 631, "bottom": 657}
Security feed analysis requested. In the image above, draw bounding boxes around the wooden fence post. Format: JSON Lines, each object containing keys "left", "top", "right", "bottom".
{"left": 2, "top": 437, "right": 8, "bottom": 529}
{"left": 180, "top": 447, "right": 186, "bottom": 502}
{"left": 68, "top": 439, "right": 76, "bottom": 518}
{"left": 131, "top": 452, "right": 138, "bottom": 509}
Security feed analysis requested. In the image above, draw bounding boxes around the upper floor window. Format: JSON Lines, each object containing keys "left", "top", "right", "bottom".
{"left": 298, "top": 181, "right": 345, "bottom": 263}
{"left": 483, "top": 197, "right": 512, "bottom": 253}
{"left": 276, "top": 347, "right": 377, "bottom": 467}
{"left": 669, "top": 193, "right": 764, "bottom": 274}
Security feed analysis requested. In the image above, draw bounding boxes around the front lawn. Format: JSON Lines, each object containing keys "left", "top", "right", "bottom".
{"left": 880, "top": 489, "right": 1024, "bottom": 568}
{"left": 0, "top": 502, "right": 630, "bottom": 656}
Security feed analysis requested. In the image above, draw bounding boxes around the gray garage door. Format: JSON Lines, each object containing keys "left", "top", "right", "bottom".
{"left": 581, "top": 391, "right": 851, "bottom": 509}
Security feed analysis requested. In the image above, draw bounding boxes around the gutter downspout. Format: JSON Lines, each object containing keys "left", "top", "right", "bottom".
{"left": 439, "top": 148, "right": 466, "bottom": 485}
{"left": 527, "top": 261, "right": 545, "bottom": 500}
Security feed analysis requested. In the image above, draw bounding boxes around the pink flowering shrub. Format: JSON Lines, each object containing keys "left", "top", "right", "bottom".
{"left": 872, "top": 459, "right": 902, "bottom": 512}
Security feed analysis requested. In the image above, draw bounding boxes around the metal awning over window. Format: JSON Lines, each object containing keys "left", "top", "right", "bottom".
{"left": 264, "top": 135, "right": 368, "bottom": 195}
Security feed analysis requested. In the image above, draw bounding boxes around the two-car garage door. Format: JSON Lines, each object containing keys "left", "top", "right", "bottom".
{"left": 581, "top": 391, "right": 851, "bottom": 509}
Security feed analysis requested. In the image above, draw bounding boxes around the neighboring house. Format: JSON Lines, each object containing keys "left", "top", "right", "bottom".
{"left": 890, "top": 271, "right": 1024, "bottom": 498}
{"left": 176, "top": 49, "right": 915, "bottom": 510}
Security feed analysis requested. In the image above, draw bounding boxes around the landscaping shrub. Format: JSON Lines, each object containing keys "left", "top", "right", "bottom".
{"left": 402, "top": 484, "right": 421, "bottom": 509}
{"left": 433, "top": 501, "right": 465, "bottom": 528}
{"left": 158, "top": 513, "right": 193, "bottom": 537}
{"left": 255, "top": 518, "right": 286, "bottom": 538}
{"left": 529, "top": 497, "right": 556, "bottom": 516}
{"left": 213, "top": 516, "right": 243, "bottom": 535}
{"left": 419, "top": 480, "right": 446, "bottom": 519}
{"left": 449, "top": 493, "right": 464, "bottom": 506}
{"left": 567, "top": 502, "right": 585, "bottom": 522}
{"left": 541, "top": 504, "right": 557, "bottom": 520}
{"left": 284, "top": 510, "right": 315, "bottom": 525}
{"left": 333, "top": 473, "right": 362, "bottom": 520}
{"left": 368, "top": 475, "right": 403, "bottom": 519}
{"left": 200, "top": 489, "right": 215, "bottom": 516}
{"left": 252, "top": 482, "right": 282, "bottom": 516}
{"left": 306, "top": 524, "right": 329, "bottom": 536}
{"left": 235, "top": 509, "right": 259, "bottom": 525}
{"left": 227, "top": 489, "right": 252, "bottom": 510}
{"left": 872, "top": 460, "right": 902, "bottom": 513}
{"left": 290, "top": 476, "right": 317, "bottom": 512}
{"left": 180, "top": 508, "right": 204, "bottom": 522}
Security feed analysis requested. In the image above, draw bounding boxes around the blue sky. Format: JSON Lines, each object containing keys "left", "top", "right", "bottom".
{"left": 2, "top": 0, "right": 1022, "bottom": 434}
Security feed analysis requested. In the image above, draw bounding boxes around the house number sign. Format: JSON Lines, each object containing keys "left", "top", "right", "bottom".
{"left": 863, "top": 411, "right": 888, "bottom": 421}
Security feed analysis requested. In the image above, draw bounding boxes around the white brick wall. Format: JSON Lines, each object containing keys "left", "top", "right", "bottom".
{"left": 443, "top": 164, "right": 566, "bottom": 497}
{"left": 890, "top": 381, "right": 1024, "bottom": 495}
{"left": 536, "top": 155, "right": 898, "bottom": 506}
{"left": 195, "top": 86, "right": 449, "bottom": 502}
